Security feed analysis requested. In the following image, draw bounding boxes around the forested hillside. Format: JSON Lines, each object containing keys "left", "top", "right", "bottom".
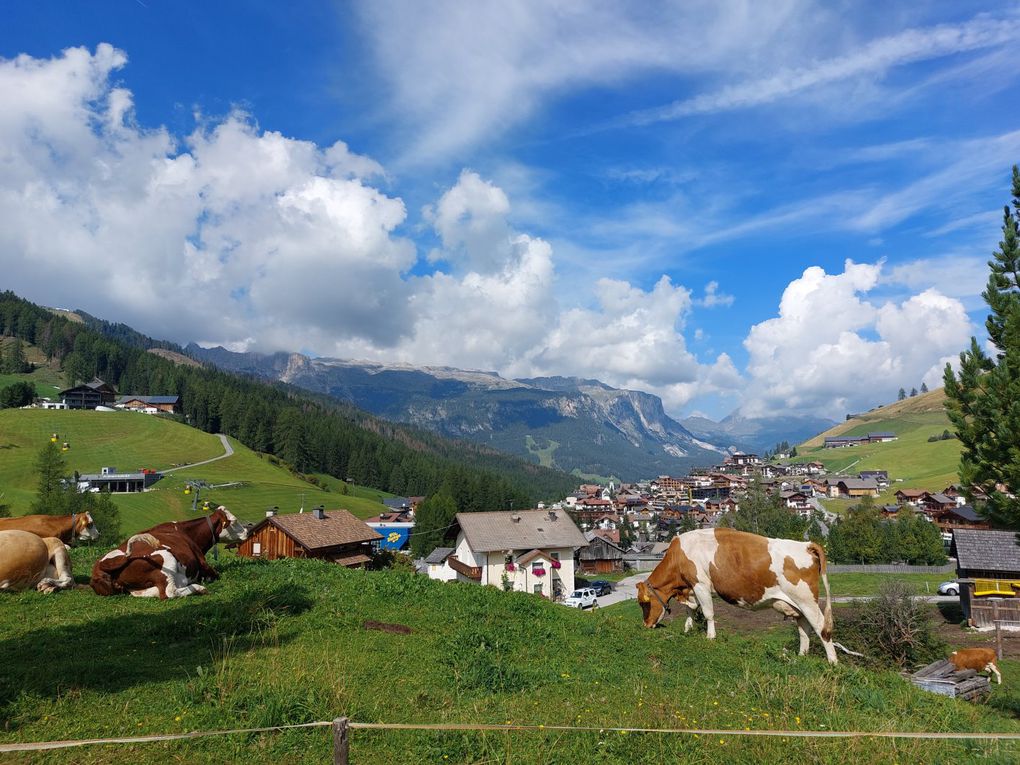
{"left": 0, "top": 292, "right": 576, "bottom": 510}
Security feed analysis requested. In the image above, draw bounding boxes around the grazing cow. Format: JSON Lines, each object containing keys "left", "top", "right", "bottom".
{"left": 90, "top": 507, "right": 249, "bottom": 599}
{"left": 949, "top": 647, "right": 1001, "bottom": 685}
{"left": 0, "top": 512, "right": 100, "bottom": 545}
{"left": 0, "top": 530, "right": 75, "bottom": 593}
{"left": 636, "top": 528, "right": 838, "bottom": 664}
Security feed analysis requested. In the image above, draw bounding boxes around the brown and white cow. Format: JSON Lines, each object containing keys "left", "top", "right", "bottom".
{"left": 0, "top": 512, "right": 100, "bottom": 545}
{"left": 636, "top": 528, "right": 838, "bottom": 664}
{"left": 90, "top": 507, "right": 249, "bottom": 599}
{"left": 0, "top": 530, "right": 75, "bottom": 593}
{"left": 949, "top": 647, "right": 1001, "bottom": 684}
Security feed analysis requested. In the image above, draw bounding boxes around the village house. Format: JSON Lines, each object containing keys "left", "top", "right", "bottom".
{"left": 115, "top": 395, "right": 181, "bottom": 414}
{"left": 780, "top": 490, "right": 811, "bottom": 511}
{"left": 921, "top": 492, "right": 958, "bottom": 515}
{"left": 836, "top": 478, "right": 880, "bottom": 498}
{"left": 425, "top": 509, "right": 588, "bottom": 600}
{"left": 895, "top": 488, "right": 929, "bottom": 506}
{"left": 578, "top": 531, "right": 627, "bottom": 574}
{"left": 237, "top": 507, "right": 382, "bottom": 567}
{"left": 952, "top": 529, "right": 1020, "bottom": 626}
{"left": 60, "top": 378, "right": 117, "bottom": 410}
{"left": 363, "top": 507, "right": 415, "bottom": 551}
{"left": 859, "top": 470, "right": 889, "bottom": 488}
{"left": 932, "top": 505, "right": 989, "bottom": 533}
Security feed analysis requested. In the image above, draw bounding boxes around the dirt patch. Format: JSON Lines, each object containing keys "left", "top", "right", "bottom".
{"left": 363, "top": 619, "right": 413, "bottom": 635}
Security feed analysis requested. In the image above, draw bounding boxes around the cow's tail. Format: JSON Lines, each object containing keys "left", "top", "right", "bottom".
{"left": 808, "top": 542, "right": 833, "bottom": 641}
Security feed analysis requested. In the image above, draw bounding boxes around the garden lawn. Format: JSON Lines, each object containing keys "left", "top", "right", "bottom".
{"left": 828, "top": 572, "right": 951, "bottom": 598}
{"left": 2, "top": 551, "right": 1020, "bottom": 764}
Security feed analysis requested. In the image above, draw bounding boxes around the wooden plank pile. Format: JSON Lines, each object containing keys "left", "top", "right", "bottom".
{"left": 909, "top": 659, "right": 991, "bottom": 702}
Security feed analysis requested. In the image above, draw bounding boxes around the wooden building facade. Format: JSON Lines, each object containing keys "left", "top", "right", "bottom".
{"left": 237, "top": 507, "right": 382, "bottom": 568}
{"left": 578, "top": 533, "right": 626, "bottom": 574}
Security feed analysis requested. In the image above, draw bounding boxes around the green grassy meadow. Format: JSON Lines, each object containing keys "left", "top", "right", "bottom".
{"left": 795, "top": 389, "right": 960, "bottom": 497}
{"left": 827, "top": 573, "right": 951, "bottom": 597}
{"left": 2, "top": 552, "right": 1020, "bottom": 764}
{"left": 0, "top": 409, "right": 387, "bottom": 529}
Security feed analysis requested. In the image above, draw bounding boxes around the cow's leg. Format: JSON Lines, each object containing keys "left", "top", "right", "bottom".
{"left": 129, "top": 586, "right": 163, "bottom": 598}
{"left": 795, "top": 615, "right": 811, "bottom": 656}
{"left": 681, "top": 594, "right": 699, "bottom": 633}
{"left": 692, "top": 583, "right": 715, "bottom": 639}
{"left": 800, "top": 600, "right": 838, "bottom": 664}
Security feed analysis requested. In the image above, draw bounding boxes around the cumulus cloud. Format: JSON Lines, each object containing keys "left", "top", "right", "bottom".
{"left": 0, "top": 46, "right": 735, "bottom": 412}
{"left": 696, "top": 281, "right": 734, "bottom": 308}
{"left": 741, "top": 259, "right": 973, "bottom": 417}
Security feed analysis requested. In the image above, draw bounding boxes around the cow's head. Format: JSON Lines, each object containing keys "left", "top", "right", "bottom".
{"left": 636, "top": 581, "right": 670, "bottom": 628}
{"left": 75, "top": 512, "right": 100, "bottom": 541}
{"left": 215, "top": 507, "right": 250, "bottom": 542}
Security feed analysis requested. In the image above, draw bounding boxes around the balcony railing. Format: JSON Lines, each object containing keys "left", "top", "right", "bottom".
{"left": 448, "top": 556, "right": 482, "bottom": 581}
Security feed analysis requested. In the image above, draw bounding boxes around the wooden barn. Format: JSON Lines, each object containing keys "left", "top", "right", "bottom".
{"left": 60, "top": 378, "right": 117, "bottom": 409}
{"left": 578, "top": 531, "right": 626, "bottom": 574}
{"left": 237, "top": 507, "right": 382, "bottom": 568}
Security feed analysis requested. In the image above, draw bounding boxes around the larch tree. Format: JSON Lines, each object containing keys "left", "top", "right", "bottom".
{"left": 944, "top": 165, "right": 1020, "bottom": 527}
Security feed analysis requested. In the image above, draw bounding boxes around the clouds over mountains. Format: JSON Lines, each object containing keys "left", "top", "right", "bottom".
{"left": 0, "top": 44, "right": 978, "bottom": 420}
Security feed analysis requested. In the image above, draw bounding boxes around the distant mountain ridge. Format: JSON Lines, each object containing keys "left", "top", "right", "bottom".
{"left": 681, "top": 412, "right": 838, "bottom": 454}
{"left": 185, "top": 344, "right": 727, "bottom": 480}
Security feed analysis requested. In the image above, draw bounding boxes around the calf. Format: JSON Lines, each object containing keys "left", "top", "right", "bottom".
{"left": 949, "top": 647, "right": 1001, "bottom": 685}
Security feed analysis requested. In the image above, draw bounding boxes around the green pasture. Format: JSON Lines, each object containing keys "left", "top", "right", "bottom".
{"left": 2, "top": 552, "right": 1019, "bottom": 764}
{"left": 827, "top": 572, "right": 951, "bottom": 598}
{"left": 0, "top": 410, "right": 388, "bottom": 531}
{"left": 795, "top": 410, "right": 960, "bottom": 494}
{"left": 0, "top": 366, "right": 64, "bottom": 400}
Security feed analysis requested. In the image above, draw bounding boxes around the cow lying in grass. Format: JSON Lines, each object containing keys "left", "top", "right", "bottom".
{"left": 637, "top": 528, "right": 839, "bottom": 664}
{"left": 0, "top": 512, "right": 100, "bottom": 545}
{"left": 90, "top": 507, "right": 249, "bottom": 599}
{"left": 949, "top": 647, "right": 1002, "bottom": 684}
{"left": 0, "top": 530, "right": 75, "bottom": 593}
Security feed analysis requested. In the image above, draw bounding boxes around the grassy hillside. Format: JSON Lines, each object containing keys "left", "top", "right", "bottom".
{"left": 795, "top": 388, "right": 960, "bottom": 495}
{"left": 1, "top": 553, "right": 1019, "bottom": 763}
{"left": 0, "top": 409, "right": 387, "bottom": 529}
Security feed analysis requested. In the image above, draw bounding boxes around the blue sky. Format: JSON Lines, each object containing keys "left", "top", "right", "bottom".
{"left": 1, "top": 1, "right": 1017, "bottom": 420}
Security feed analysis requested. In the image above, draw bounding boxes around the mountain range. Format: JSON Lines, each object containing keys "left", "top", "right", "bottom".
{"left": 185, "top": 345, "right": 833, "bottom": 480}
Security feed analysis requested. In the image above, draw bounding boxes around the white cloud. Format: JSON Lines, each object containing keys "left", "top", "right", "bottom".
{"left": 741, "top": 259, "right": 973, "bottom": 417}
{"left": 696, "top": 281, "right": 734, "bottom": 308}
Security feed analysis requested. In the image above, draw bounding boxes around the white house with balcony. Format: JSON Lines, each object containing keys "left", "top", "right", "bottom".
{"left": 426, "top": 509, "right": 589, "bottom": 600}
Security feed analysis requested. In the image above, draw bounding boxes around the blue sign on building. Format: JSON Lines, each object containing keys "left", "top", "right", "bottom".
{"left": 375, "top": 526, "right": 411, "bottom": 550}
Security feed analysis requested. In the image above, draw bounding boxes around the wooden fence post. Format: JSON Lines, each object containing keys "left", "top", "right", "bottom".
{"left": 333, "top": 717, "right": 349, "bottom": 765}
{"left": 995, "top": 621, "right": 1003, "bottom": 661}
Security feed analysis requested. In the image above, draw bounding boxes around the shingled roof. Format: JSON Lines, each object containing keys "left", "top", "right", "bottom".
{"left": 954, "top": 529, "right": 1020, "bottom": 574}
{"left": 263, "top": 509, "right": 382, "bottom": 551}
{"left": 455, "top": 509, "right": 588, "bottom": 553}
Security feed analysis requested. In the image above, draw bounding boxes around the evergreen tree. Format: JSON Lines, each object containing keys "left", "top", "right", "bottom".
{"left": 723, "top": 481, "right": 808, "bottom": 541}
{"left": 910, "top": 387, "right": 918, "bottom": 397}
{"left": 31, "top": 442, "right": 70, "bottom": 514}
{"left": 920, "top": 382, "right": 929, "bottom": 394}
{"left": 411, "top": 491, "right": 458, "bottom": 558}
{"left": 945, "top": 165, "right": 1020, "bottom": 526}
{"left": 1, "top": 338, "right": 29, "bottom": 374}
{"left": 898, "top": 388, "right": 907, "bottom": 401}
{"left": 0, "top": 381, "right": 35, "bottom": 408}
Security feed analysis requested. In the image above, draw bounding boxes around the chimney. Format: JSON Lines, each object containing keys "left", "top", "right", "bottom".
{"left": 266, "top": 506, "right": 278, "bottom": 518}
{"left": 313, "top": 506, "right": 326, "bottom": 520}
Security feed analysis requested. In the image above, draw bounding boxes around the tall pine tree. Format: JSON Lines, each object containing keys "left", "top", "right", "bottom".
{"left": 944, "top": 165, "right": 1020, "bottom": 527}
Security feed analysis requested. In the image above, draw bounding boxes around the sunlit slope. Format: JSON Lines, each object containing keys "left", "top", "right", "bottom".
{"left": 0, "top": 409, "right": 387, "bottom": 530}
{"left": 796, "top": 388, "right": 959, "bottom": 492}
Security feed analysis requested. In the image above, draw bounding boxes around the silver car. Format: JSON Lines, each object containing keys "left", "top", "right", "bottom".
{"left": 937, "top": 581, "right": 959, "bottom": 596}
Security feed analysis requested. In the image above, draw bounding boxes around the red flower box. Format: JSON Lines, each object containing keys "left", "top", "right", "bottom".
{"left": 550, "top": 560, "right": 561, "bottom": 569}
{"left": 505, "top": 562, "right": 516, "bottom": 571}
{"left": 533, "top": 567, "right": 547, "bottom": 576}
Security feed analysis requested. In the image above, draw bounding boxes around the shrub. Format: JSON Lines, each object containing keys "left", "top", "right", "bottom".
{"left": 842, "top": 581, "right": 945, "bottom": 669}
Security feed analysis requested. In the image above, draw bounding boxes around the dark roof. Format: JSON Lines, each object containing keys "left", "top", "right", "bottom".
{"left": 860, "top": 470, "right": 888, "bottom": 478}
{"left": 954, "top": 529, "right": 1020, "bottom": 574}
{"left": 116, "top": 395, "right": 180, "bottom": 405}
{"left": 868, "top": 432, "right": 896, "bottom": 438}
{"left": 424, "top": 547, "right": 454, "bottom": 565}
{"left": 838, "top": 478, "right": 879, "bottom": 490}
{"left": 945, "top": 505, "right": 982, "bottom": 522}
{"left": 262, "top": 510, "right": 381, "bottom": 550}
{"left": 927, "top": 493, "right": 955, "bottom": 505}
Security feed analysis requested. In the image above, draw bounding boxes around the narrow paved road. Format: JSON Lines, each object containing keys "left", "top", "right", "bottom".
{"left": 162, "top": 434, "right": 234, "bottom": 474}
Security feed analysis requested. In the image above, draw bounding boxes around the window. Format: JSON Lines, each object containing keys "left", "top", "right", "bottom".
{"left": 533, "top": 584, "right": 543, "bottom": 594}
{"left": 532, "top": 561, "right": 543, "bottom": 573}
{"left": 550, "top": 551, "right": 560, "bottom": 561}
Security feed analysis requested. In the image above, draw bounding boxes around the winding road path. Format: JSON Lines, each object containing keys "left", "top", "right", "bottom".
{"left": 162, "top": 434, "right": 234, "bottom": 474}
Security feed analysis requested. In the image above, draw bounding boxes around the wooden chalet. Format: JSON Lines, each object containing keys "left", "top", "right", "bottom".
{"left": 237, "top": 507, "right": 382, "bottom": 567}
{"left": 115, "top": 395, "right": 181, "bottom": 413}
{"left": 952, "top": 528, "right": 1020, "bottom": 627}
{"left": 579, "top": 531, "right": 626, "bottom": 573}
{"left": 60, "top": 378, "right": 117, "bottom": 409}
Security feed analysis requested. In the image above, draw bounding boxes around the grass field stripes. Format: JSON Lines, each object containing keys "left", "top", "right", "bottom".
{"left": 8, "top": 718, "right": 1020, "bottom": 754}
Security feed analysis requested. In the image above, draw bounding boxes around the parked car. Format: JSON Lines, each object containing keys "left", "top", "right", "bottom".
{"left": 938, "top": 581, "right": 960, "bottom": 596}
{"left": 589, "top": 580, "right": 613, "bottom": 596}
{"left": 563, "top": 588, "right": 599, "bottom": 609}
